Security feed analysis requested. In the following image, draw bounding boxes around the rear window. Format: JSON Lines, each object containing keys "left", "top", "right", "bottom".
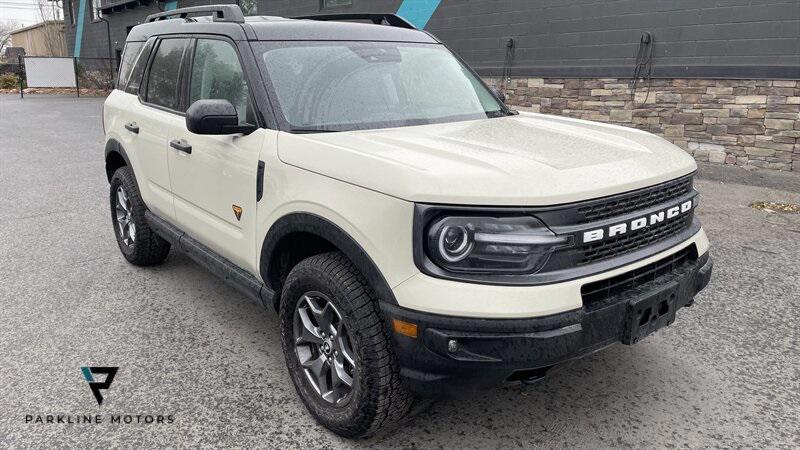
{"left": 123, "top": 38, "right": 155, "bottom": 95}
{"left": 117, "top": 41, "right": 143, "bottom": 90}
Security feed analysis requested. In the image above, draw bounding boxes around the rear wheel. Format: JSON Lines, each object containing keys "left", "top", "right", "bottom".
{"left": 279, "top": 252, "right": 414, "bottom": 438}
{"left": 109, "top": 166, "right": 170, "bottom": 266}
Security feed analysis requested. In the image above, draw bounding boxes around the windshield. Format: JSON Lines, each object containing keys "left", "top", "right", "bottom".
{"left": 255, "top": 41, "right": 506, "bottom": 132}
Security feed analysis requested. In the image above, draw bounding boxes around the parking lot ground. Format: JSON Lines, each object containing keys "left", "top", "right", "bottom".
{"left": 1, "top": 95, "right": 798, "bottom": 448}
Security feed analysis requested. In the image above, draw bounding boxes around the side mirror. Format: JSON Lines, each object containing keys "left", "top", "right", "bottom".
{"left": 491, "top": 87, "right": 506, "bottom": 104}
{"left": 186, "top": 99, "right": 256, "bottom": 135}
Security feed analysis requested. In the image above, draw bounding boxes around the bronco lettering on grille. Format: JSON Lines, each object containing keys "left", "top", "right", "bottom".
{"left": 582, "top": 200, "right": 694, "bottom": 244}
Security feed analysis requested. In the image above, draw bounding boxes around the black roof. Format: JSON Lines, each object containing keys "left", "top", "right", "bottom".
{"left": 127, "top": 12, "right": 438, "bottom": 44}
{"left": 247, "top": 17, "right": 437, "bottom": 43}
{"left": 127, "top": 18, "right": 247, "bottom": 42}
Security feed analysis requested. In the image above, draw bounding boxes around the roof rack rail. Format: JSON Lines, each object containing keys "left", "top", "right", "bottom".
{"left": 145, "top": 5, "right": 244, "bottom": 23}
{"left": 292, "top": 13, "right": 416, "bottom": 30}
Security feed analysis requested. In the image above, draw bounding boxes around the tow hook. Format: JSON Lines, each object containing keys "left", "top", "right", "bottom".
{"left": 506, "top": 366, "right": 552, "bottom": 386}
{"left": 520, "top": 373, "right": 547, "bottom": 385}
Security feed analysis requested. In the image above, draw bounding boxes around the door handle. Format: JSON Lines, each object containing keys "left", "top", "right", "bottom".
{"left": 124, "top": 122, "right": 139, "bottom": 134}
{"left": 169, "top": 139, "right": 192, "bottom": 154}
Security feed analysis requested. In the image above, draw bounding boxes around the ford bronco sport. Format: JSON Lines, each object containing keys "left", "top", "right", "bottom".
{"left": 104, "top": 5, "right": 713, "bottom": 438}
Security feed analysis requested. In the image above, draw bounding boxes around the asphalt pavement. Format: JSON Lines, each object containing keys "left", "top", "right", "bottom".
{"left": 1, "top": 95, "right": 798, "bottom": 448}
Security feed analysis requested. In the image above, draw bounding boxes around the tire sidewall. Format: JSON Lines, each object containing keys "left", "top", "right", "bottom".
{"left": 109, "top": 169, "right": 137, "bottom": 258}
{"left": 279, "top": 265, "right": 373, "bottom": 434}
{"left": 109, "top": 166, "right": 169, "bottom": 266}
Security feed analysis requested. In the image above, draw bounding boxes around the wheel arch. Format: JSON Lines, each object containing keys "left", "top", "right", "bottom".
{"left": 105, "top": 139, "right": 132, "bottom": 182}
{"left": 260, "top": 212, "right": 398, "bottom": 310}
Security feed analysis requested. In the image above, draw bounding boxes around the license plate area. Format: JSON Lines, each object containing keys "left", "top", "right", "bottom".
{"left": 622, "top": 281, "right": 679, "bottom": 345}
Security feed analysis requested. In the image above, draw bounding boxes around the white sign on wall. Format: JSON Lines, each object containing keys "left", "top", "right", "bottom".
{"left": 24, "top": 57, "right": 77, "bottom": 88}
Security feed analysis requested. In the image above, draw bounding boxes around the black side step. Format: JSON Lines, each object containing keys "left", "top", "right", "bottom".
{"left": 146, "top": 211, "right": 274, "bottom": 308}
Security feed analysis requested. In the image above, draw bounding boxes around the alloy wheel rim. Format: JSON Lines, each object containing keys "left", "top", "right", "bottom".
{"left": 293, "top": 292, "right": 356, "bottom": 405}
{"left": 115, "top": 186, "right": 136, "bottom": 247}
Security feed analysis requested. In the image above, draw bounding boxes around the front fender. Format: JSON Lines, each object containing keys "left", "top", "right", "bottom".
{"left": 260, "top": 212, "right": 400, "bottom": 307}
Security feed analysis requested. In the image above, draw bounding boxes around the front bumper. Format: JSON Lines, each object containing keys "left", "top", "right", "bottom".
{"left": 381, "top": 250, "right": 713, "bottom": 398}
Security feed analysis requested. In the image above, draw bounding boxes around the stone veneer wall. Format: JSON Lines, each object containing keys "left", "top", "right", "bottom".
{"left": 484, "top": 78, "right": 800, "bottom": 172}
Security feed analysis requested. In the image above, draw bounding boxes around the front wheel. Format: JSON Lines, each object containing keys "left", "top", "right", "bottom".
{"left": 279, "top": 252, "right": 415, "bottom": 438}
{"left": 109, "top": 166, "right": 170, "bottom": 266}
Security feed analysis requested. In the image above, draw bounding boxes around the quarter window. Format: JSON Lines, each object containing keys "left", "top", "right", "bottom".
{"left": 117, "top": 41, "right": 143, "bottom": 90}
{"left": 123, "top": 38, "right": 154, "bottom": 95}
{"left": 189, "top": 39, "right": 251, "bottom": 124}
{"left": 145, "top": 38, "right": 190, "bottom": 111}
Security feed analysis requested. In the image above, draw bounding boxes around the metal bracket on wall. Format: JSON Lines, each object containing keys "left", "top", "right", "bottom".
{"left": 501, "top": 37, "right": 515, "bottom": 94}
{"left": 631, "top": 31, "right": 655, "bottom": 107}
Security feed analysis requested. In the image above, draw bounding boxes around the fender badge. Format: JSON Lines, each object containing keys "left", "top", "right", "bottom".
{"left": 232, "top": 204, "right": 243, "bottom": 221}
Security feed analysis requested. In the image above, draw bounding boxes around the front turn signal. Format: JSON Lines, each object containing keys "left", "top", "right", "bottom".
{"left": 392, "top": 319, "right": 418, "bottom": 339}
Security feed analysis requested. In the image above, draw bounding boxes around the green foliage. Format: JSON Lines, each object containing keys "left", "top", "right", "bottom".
{"left": 0, "top": 72, "right": 22, "bottom": 89}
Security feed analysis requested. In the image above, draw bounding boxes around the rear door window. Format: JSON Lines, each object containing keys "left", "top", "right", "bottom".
{"left": 123, "top": 38, "right": 154, "bottom": 95}
{"left": 145, "top": 38, "right": 190, "bottom": 111}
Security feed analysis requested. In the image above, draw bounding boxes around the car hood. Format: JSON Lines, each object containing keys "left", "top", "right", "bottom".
{"left": 277, "top": 112, "right": 697, "bottom": 206}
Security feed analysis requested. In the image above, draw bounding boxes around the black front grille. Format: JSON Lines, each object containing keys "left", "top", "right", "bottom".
{"left": 575, "top": 175, "right": 693, "bottom": 224}
{"left": 581, "top": 245, "right": 698, "bottom": 310}
{"left": 579, "top": 213, "right": 693, "bottom": 265}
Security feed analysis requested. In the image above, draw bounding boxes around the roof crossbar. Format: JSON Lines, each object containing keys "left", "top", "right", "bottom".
{"left": 292, "top": 13, "right": 416, "bottom": 30}
{"left": 145, "top": 4, "right": 245, "bottom": 23}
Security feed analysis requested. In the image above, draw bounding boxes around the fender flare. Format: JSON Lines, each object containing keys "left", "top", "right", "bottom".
{"left": 104, "top": 139, "right": 133, "bottom": 182}
{"left": 260, "top": 212, "right": 398, "bottom": 307}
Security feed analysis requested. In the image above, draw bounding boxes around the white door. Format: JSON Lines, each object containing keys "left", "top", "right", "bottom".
{"left": 128, "top": 37, "right": 192, "bottom": 221}
{"left": 168, "top": 38, "right": 266, "bottom": 273}
{"left": 128, "top": 101, "right": 182, "bottom": 221}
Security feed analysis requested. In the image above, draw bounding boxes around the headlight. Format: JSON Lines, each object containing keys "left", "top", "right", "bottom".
{"left": 425, "top": 215, "right": 569, "bottom": 274}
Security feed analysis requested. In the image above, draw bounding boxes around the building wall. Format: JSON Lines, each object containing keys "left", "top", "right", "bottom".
{"left": 260, "top": 0, "right": 400, "bottom": 17}
{"left": 64, "top": 0, "right": 236, "bottom": 59}
{"left": 261, "top": 0, "right": 800, "bottom": 172}
{"left": 486, "top": 77, "right": 799, "bottom": 171}
{"left": 10, "top": 22, "right": 67, "bottom": 57}
{"left": 63, "top": 0, "right": 799, "bottom": 172}
{"left": 259, "top": 0, "right": 800, "bottom": 79}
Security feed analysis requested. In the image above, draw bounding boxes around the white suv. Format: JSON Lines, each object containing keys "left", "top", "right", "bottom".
{"left": 104, "top": 5, "right": 713, "bottom": 438}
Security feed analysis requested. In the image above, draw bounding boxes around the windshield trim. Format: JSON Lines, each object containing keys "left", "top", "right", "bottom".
{"left": 253, "top": 40, "right": 513, "bottom": 133}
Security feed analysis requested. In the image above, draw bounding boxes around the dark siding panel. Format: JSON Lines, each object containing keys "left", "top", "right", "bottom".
{"left": 258, "top": 0, "right": 799, "bottom": 79}
{"left": 67, "top": 0, "right": 799, "bottom": 78}
{"left": 65, "top": 0, "right": 238, "bottom": 58}
{"left": 262, "top": 0, "right": 402, "bottom": 17}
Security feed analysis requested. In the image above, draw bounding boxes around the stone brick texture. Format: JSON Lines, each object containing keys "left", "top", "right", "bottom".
{"left": 485, "top": 77, "right": 800, "bottom": 172}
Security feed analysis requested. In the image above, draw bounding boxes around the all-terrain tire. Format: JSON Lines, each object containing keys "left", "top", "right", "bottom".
{"left": 109, "top": 166, "right": 170, "bottom": 266}
{"left": 279, "top": 251, "right": 415, "bottom": 438}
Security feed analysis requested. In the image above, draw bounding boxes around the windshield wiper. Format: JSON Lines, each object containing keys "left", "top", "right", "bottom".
{"left": 486, "top": 109, "right": 518, "bottom": 118}
{"left": 288, "top": 128, "right": 339, "bottom": 134}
